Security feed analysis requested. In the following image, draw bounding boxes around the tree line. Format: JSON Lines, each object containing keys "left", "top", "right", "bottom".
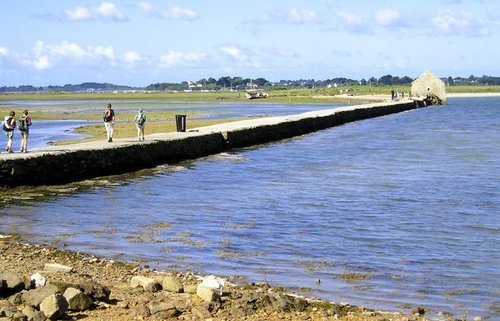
{"left": 2, "top": 75, "right": 499, "bottom": 93}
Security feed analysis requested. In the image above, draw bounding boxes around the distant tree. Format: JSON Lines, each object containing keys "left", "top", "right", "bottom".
{"left": 368, "top": 77, "right": 378, "bottom": 85}
{"left": 254, "top": 77, "right": 270, "bottom": 87}
{"left": 447, "top": 76, "right": 455, "bottom": 86}
{"left": 400, "top": 76, "right": 413, "bottom": 84}
{"left": 360, "top": 79, "right": 367, "bottom": 85}
{"left": 378, "top": 74, "right": 394, "bottom": 85}
{"left": 217, "top": 76, "right": 231, "bottom": 88}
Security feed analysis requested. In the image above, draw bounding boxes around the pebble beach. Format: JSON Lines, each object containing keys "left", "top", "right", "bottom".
{"left": 0, "top": 236, "right": 426, "bottom": 321}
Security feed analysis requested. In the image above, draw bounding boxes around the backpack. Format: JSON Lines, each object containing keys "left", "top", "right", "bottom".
{"left": 103, "top": 110, "right": 114, "bottom": 122}
{"left": 2, "top": 117, "right": 14, "bottom": 132}
{"left": 136, "top": 114, "right": 145, "bottom": 126}
{"left": 17, "top": 118, "right": 26, "bottom": 131}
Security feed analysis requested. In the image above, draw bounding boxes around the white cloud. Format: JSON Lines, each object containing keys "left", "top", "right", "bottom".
{"left": 337, "top": 11, "right": 366, "bottom": 32}
{"left": 31, "top": 41, "right": 117, "bottom": 70}
{"left": 96, "top": 2, "right": 126, "bottom": 21}
{"left": 433, "top": 10, "right": 489, "bottom": 36}
{"left": 375, "top": 9, "right": 402, "bottom": 27}
{"left": 159, "top": 50, "right": 207, "bottom": 68}
{"left": 94, "top": 46, "right": 115, "bottom": 60}
{"left": 34, "top": 55, "right": 51, "bottom": 70}
{"left": 122, "top": 51, "right": 142, "bottom": 65}
{"left": 219, "top": 45, "right": 248, "bottom": 62}
{"left": 65, "top": 7, "right": 92, "bottom": 21}
{"left": 0, "top": 47, "right": 9, "bottom": 57}
{"left": 160, "top": 6, "right": 198, "bottom": 20}
{"left": 287, "top": 9, "right": 319, "bottom": 24}
{"left": 65, "top": 2, "right": 126, "bottom": 21}
{"left": 138, "top": 1, "right": 153, "bottom": 13}
{"left": 139, "top": 2, "right": 198, "bottom": 20}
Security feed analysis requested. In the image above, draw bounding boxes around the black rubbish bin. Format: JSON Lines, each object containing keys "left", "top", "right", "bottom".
{"left": 175, "top": 114, "right": 187, "bottom": 132}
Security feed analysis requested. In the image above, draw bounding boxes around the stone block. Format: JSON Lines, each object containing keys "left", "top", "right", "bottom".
{"left": 130, "top": 276, "right": 161, "bottom": 293}
{"left": 162, "top": 276, "right": 184, "bottom": 293}
{"left": 22, "top": 285, "right": 59, "bottom": 308}
{"left": 43, "top": 263, "right": 73, "bottom": 273}
{"left": 63, "top": 288, "right": 93, "bottom": 311}
{"left": 30, "top": 273, "right": 46, "bottom": 288}
{"left": 146, "top": 301, "right": 177, "bottom": 315}
{"left": 39, "top": 293, "right": 68, "bottom": 320}
{"left": 22, "top": 305, "right": 47, "bottom": 321}
{"left": 196, "top": 286, "right": 220, "bottom": 303}
{"left": 0, "top": 273, "right": 25, "bottom": 296}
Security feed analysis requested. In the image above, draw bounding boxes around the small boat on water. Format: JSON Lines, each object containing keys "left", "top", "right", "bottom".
{"left": 245, "top": 92, "right": 269, "bottom": 99}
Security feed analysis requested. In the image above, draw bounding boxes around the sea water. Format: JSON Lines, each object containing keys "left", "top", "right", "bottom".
{"left": 1, "top": 97, "right": 498, "bottom": 319}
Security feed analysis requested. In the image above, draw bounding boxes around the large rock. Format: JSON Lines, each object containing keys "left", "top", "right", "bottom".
{"left": 29, "top": 273, "right": 46, "bottom": 289}
{"left": 63, "top": 288, "right": 93, "bottom": 311}
{"left": 39, "top": 293, "right": 68, "bottom": 320}
{"left": 196, "top": 286, "right": 220, "bottom": 303}
{"left": 22, "top": 285, "right": 59, "bottom": 308}
{"left": 162, "top": 276, "right": 184, "bottom": 293}
{"left": 130, "top": 276, "right": 161, "bottom": 293}
{"left": 146, "top": 301, "right": 177, "bottom": 316}
{"left": 43, "top": 264, "right": 73, "bottom": 273}
{"left": 0, "top": 273, "right": 25, "bottom": 296}
{"left": 22, "top": 305, "right": 47, "bottom": 321}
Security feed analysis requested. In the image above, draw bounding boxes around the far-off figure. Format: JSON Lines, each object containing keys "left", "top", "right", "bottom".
{"left": 134, "top": 109, "right": 146, "bottom": 141}
{"left": 103, "top": 103, "right": 115, "bottom": 142}
{"left": 18, "top": 109, "right": 32, "bottom": 153}
{"left": 3, "top": 111, "right": 16, "bottom": 153}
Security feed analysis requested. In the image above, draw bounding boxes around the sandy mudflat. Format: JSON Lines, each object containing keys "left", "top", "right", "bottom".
{"left": 0, "top": 237, "right": 427, "bottom": 321}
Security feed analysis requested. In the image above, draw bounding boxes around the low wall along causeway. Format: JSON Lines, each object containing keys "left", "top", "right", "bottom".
{"left": 0, "top": 100, "right": 427, "bottom": 187}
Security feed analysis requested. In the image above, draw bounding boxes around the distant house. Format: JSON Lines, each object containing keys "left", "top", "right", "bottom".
{"left": 411, "top": 71, "right": 447, "bottom": 104}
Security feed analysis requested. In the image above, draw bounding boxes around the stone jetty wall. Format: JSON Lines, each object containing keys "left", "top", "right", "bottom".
{"left": 0, "top": 99, "right": 426, "bottom": 187}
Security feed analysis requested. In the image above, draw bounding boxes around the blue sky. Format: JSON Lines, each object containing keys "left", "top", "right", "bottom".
{"left": 0, "top": 0, "right": 499, "bottom": 86}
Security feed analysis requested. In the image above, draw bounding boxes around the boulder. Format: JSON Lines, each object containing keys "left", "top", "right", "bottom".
{"left": 22, "top": 306, "right": 46, "bottom": 321}
{"left": 191, "top": 305, "right": 212, "bottom": 319}
{"left": 162, "top": 276, "right": 184, "bottom": 293}
{"left": 146, "top": 301, "right": 177, "bottom": 316}
{"left": 43, "top": 264, "right": 73, "bottom": 273}
{"left": 0, "top": 273, "right": 25, "bottom": 296}
{"left": 39, "top": 293, "right": 68, "bottom": 320}
{"left": 199, "top": 275, "right": 225, "bottom": 294}
{"left": 196, "top": 286, "right": 220, "bottom": 303}
{"left": 22, "top": 285, "right": 59, "bottom": 308}
{"left": 63, "top": 288, "right": 93, "bottom": 311}
{"left": 29, "top": 273, "right": 46, "bottom": 289}
{"left": 46, "top": 280, "right": 81, "bottom": 294}
{"left": 8, "top": 292, "right": 23, "bottom": 306}
{"left": 84, "top": 282, "right": 110, "bottom": 302}
{"left": 184, "top": 284, "right": 197, "bottom": 294}
{"left": 130, "top": 276, "right": 161, "bottom": 293}
{"left": 131, "top": 304, "right": 150, "bottom": 318}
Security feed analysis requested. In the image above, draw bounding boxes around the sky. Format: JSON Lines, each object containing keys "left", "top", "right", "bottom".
{"left": 0, "top": 0, "right": 499, "bottom": 87}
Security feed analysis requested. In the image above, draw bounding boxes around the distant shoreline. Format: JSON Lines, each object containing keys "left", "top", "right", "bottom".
{"left": 446, "top": 92, "right": 500, "bottom": 98}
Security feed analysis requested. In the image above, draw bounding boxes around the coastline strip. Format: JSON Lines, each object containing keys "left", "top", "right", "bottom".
{"left": 0, "top": 99, "right": 426, "bottom": 187}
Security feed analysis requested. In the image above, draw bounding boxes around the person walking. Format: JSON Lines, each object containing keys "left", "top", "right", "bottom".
{"left": 2, "top": 111, "right": 16, "bottom": 153}
{"left": 134, "top": 109, "right": 146, "bottom": 141}
{"left": 18, "top": 109, "right": 32, "bottom": 153}
{"left": 103, "top": 103, "right": 115, "bottom": 142}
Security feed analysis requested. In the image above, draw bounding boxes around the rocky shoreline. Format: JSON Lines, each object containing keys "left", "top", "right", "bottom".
{"left": 0, "top": 236, "right": 426, "bottom": 321}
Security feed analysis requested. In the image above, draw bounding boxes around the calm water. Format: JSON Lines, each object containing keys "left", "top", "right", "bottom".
{"left": 1, "top": 98, "right": 499, "bottom": 319}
